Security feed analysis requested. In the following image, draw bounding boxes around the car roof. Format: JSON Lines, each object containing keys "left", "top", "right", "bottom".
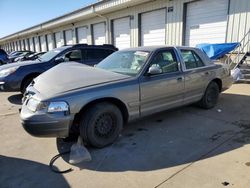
{"left": 119, "top": 45, "right": 200, "bottom": 52}
{"left": 62, "top": 44, "right": 117, "bottom": 50}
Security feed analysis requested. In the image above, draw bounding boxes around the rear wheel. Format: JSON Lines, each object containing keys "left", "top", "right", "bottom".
{"left": 79, "top": 102, "right": 123, "bottom": 148}
{"left": 0, "top": 60, "right": 3, "bottom": 65}
{"left": 199, "top": 81, "right": 220, "bottom": 109}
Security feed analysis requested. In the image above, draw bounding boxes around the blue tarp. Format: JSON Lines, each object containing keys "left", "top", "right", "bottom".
{"left": 196, "top": 43, "right": 240, "bottom": 60}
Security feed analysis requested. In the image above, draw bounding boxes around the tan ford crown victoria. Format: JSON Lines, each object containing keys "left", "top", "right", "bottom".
{"left": 20, "top": 46, "right": 233, "bottom": 148}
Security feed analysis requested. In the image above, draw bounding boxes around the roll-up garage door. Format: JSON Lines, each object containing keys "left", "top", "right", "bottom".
{"left": 55, "top": 32, "right": 62, "bottom": 47}
{"left": 47, "top": 34, "right": 53, "bottom": 50}
{"left": 65, "top": 29, "right": 73, "bottom": 45}
{"left": 19, "top": 41, "right": 22, "bottom": 50}
{"left": 6, "top": 44, "right": 9, "bottom": 52}
{"left": 185, "top": 0, "right": 228, "bottom": 46}
{"left": 113, "top": 17, "right": 131, "bottom": 49}
{"left": 16, "top": 41, "right": 19, "bottom": 50}
{"left": 93, "top": 22, "right": 106, "bottom": 45}
{"left": 12, "top": 42, "right": 15, "bottom": 51}
{"left": 22, "top": 40, "right": 25, "bottom": 50}
{"left": 25, "top": 39, "right": 29, "bottom": 50}
{"left": 77, "top": 26, "right": 87, "bottom": 44}
{"left": 141, "top": 9, "right": 166, "bottom": 46}
{"left": 21, "top": 40, "right": 25, "bottom": 50}
{"left": 40, "top": 35, "right": 47, "bottom": 52}
{"left": 13, "top": 42, "right": 17, "bottom": 51}
{"left": 34, "top": 37, "right": 40, "bottom": 52}
{"left": 29, "top": 38, "right": 34, "bottom": 51}
{"left": 18, "top": 41, "right": 21, "bottom": 50}
{"left": 12, "top": 42, "right": 14, "bottom": 51}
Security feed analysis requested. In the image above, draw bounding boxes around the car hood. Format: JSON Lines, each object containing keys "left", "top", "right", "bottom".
{"left": 33, "top": 62, "right": 131, "bottom": 98}
{"left": 0, "top": 60, "right": 41, "bottom": 70}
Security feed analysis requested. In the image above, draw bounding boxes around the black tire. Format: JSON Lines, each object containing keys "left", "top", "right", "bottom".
{"left": 199, "top": 81, "right": 220, "bottom": 109}
{"left": 79, "top": 102, "right": 123, "bottom": 148}
{"left": 21, "top": 77, "right": 34, "bottom": 94}
{"left": 0, "top": 60, "right": 3, "bottom": 65}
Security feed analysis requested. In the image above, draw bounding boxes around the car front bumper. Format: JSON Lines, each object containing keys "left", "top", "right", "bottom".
{"left": 20, "top": 102, "right": 74, "bottom": 138}
{"left": 0, "top": 81, "right": 5, "bottom": 90}
{"left": 0, "top": 76, "right": 20, "bottom": 92}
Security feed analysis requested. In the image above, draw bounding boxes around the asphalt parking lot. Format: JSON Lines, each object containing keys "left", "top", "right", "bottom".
{"left": 1, "top": 84, "right": 250, "bottom": 188}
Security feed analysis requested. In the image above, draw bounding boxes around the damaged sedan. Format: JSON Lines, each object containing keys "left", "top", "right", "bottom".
{"left": 20, "top": 46, "right": 233, "bottom": 148}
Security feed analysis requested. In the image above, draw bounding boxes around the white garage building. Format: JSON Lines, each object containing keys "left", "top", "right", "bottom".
{"left": 0, "top": 0, "right": 249, "bottom": 52}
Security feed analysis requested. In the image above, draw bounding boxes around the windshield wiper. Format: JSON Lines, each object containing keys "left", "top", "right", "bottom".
{"left": 37, "top": 57, "right": 42, "bottom": 62}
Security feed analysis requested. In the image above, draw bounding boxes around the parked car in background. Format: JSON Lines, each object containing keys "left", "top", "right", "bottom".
{"left": 0, "top": 49, "right": 10, "bottom": 65}
{"left": 8, "top": 51, "right": 17, "bottom": 56}
{"left": 12, "top": 51, "right": 35, "bottom": 62}
{"left": 20, "top": 46, "right": 233, "bottom": 148}
{"left": 8, "top": 51, "right": 33, "bottom": 63}
{"left": 0, "top": 44, "right": 117, "bottom": 93}
{"left": 23, "top": 52, "right": 47, "bottom": 61}
{"left": 14, "top": 52, "right": 45, "bottom": 62}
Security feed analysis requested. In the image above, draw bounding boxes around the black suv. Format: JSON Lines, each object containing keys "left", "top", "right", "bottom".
{"left": 0, "top": 44, "right": 117, "bottom": 93}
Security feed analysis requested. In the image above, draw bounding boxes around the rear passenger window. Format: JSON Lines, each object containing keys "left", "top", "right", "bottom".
{"left": 85, "top": 49, "right": 114, "bottom": 60}
{"left": 181, "top": 50, "right": 205, "bottom": 69}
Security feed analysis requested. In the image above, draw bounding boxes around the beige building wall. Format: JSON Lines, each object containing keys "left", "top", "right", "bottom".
{"left": 1, "top": 0, "right": 250, "bottom": 52}
{"left": 227, "top": 0, "right": 250, "bottom": 51}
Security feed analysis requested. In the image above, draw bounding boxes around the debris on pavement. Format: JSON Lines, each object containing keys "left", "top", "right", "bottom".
{"left": 217, "top": 109, "right": 222, "bottom": 113}
{"left": 49, "top": 151, "right": 73, "bottom": 174}
{"left": 69, "top": 137, "right": 92, "bottom": 164}
{"left": 222, "top": 181, "right": 230, "bottom": 186}
{"left": 231, "top": 68, "right": 243, "bottom": 82}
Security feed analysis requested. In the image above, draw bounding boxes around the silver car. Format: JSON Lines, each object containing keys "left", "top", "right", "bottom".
{"left": 20, "top": 46, "right": 233, "bottom": 148}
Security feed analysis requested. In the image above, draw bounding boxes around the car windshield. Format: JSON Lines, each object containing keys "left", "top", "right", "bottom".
{"left": 96, "top": 50, "right": 150, "bottom": 76}
{"left": 38, "top": 47, "right": 69, "bottom": 62}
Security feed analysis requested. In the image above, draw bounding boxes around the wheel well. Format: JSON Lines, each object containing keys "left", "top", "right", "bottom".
{"left": 211, "top": 78, "right": 222, "bottom": 92}
{"left": 21, "top": 73, "right": 40, "bottom": 90}
{"left": 73, "top": 98, "right": 129, "bottom": 128}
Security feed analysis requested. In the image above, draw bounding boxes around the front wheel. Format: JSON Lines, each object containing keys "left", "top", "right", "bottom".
{"left": 79, "top": 102, "right": 123, "bottom": 148}
{"left": 199, "top": 82, "right": 220, "bottom": 109}
{"left": 21, "top": 77, "right": 34, "bottom": 94}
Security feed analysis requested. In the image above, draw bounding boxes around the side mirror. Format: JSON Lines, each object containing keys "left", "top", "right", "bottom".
{"left": 147, "top": 65, "right": 162, "bottom": 75}
{"left": 54, "top": 57, "right": 64, "bottom": 64}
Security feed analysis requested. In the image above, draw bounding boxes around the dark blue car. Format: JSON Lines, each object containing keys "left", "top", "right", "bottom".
{"left": 0, "top": 44, "right": 117, "bottom": 93}
{"left": 0, "top": 49, "right": 10, "bottom": 65}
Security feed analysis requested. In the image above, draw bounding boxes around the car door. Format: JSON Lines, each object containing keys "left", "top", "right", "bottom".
{"left": 139, "top": 49, "right": 185, "bottom": 117}
{"left": 179, "top": 49, "right": 210, "bottom": 104}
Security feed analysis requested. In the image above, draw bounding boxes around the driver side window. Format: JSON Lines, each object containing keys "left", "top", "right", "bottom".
{"left": 62, "top": 50, "right": 82, "bottom": 62}
{"left": 150, "top": 50, "right": 179, "bottom": 74}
